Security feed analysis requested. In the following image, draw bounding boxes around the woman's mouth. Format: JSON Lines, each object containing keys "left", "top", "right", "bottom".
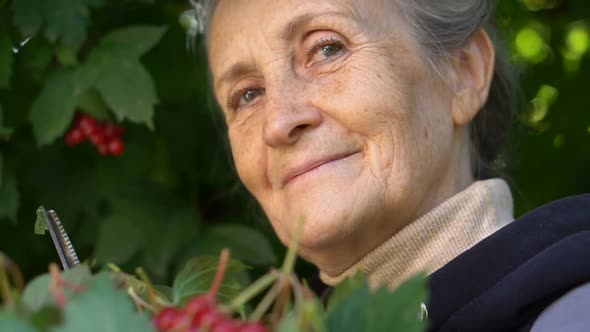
{"left": 282, "top": 151, "right": 358, "bottom": 188}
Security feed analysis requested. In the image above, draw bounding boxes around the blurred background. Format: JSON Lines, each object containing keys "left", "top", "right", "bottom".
{"left": 0, "top": 0, "right": 589, "bottom": 284}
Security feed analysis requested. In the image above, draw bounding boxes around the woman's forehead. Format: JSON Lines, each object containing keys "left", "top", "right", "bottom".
{"left": 209, "top": 0, "right": 392, "bottom": 40}
{"left": 208, "top": 0, "right": 394, "bottom": 87}
{"left": 210, "top": 0, "right": 356, "bottom": 46}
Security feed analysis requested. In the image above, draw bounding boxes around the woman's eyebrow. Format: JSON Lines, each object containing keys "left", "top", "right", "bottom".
{"left": 279, "top": 12, "right": 322, "bottom": 41}
{"left": 215, "top": 62, "right": 253, "bottom": 91}
{"left": 278, "top": 11, "right": 350, "bottom": 41}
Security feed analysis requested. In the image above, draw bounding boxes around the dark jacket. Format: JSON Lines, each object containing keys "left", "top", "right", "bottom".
{"left": 310, "top": 194, "right": 590, "bottom": 331}
{"left": 428, "top": 194, "right": 590, "bottom": 331}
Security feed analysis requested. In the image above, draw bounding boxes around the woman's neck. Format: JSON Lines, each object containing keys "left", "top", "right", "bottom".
{"left": 318, "top": 178, "right": 513, "bottom": 289}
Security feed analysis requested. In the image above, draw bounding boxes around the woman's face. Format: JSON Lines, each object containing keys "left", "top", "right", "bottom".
{"left": 208, "top": 0, "right": 475, "bottom": 271}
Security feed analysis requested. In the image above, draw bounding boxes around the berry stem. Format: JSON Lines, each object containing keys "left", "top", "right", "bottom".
{"left": 209, "top": 248, "right": 231, "bottom": 299}
{"left": 127, "top": 286, "right": 154, "bottom": 313}
{"left": 289, "top": 275, "right": 328, "bottom": 332}
{"left": 136, "top": 267, "right": 161, "bottom": 312}
{"left": 281, "top": 217, "right": 304, "bottom": 276}
{"left": 249, "top": 276, "right": 288, "bottom": 322}
{"left": 270, "top": 279, "right": 291, "bottom": 324}
{"left": 301, "top": 280, "right": 315, "bottom": 301}
{"left": 289, "top": 275, "right": 304, "bottom": 310}
{"left": 228, "top": 271, "right": 279, "bottom": 312}
{"left": 0, "top": 253, "right": 23, "bottom": 291}
{"left": 107, "top": 263, "right": 122, "bottom": 272}
{"left": 61, "top": 279, "right": 86, "bottom": 292}
{"left": 0, "top": 255, "right": 13, "bottom": 308}
{"left": 49, "top": 263, "right": 67, "bottom": 309}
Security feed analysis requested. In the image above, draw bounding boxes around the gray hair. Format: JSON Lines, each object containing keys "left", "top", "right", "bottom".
{"left": 202, "top": 0, "right": 515, "bottom": 180}
{"left": 395, "top": 0, "right": 515, "bottom": 179}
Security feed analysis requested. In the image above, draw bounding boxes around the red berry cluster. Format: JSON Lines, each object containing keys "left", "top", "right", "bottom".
{"left": 64, "top": 113, "right": 125, "bottom": 156}
{"left": 153, "top": 295, "right": 266, "bottom": 332}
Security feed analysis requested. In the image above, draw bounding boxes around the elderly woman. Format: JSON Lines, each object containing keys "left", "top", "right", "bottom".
{"left": 202, "top": 0, "right": 590, "bottom": 331}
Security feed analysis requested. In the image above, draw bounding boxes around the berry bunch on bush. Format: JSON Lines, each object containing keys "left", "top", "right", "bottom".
{"left": 64, "top": 113, "right": 126, "bottom": 156}
{"left": 154, "top": 296, "right": 266, "bottom": 332}
{"left": 0, "top": 215, "right": 429, "bottom": 332}
{"left": 153, "top": 249, "right": 267, "bottom": 332}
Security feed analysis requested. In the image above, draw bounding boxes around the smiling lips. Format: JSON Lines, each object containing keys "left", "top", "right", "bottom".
{"left": 282, "top": 152, "right": 357, "bottom": 187}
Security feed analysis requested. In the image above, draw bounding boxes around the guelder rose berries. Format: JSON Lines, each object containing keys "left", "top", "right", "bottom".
{"left": 152, "top": 250, "right": 269, "bottom": 332}
{"left": 64, "top": 113, "right": 126, "bottom": 156}
{"left": 153, "top": 295, "right": 267, "bottom": 332}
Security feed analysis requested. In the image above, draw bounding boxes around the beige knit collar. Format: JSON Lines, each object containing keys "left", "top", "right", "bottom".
{"left": 319, "top": 178, "right": 514, "bottom": 290}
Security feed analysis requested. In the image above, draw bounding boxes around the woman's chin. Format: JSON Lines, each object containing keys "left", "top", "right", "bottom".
{"left": 283, "top": 202, "right": 360, "bottom": 252}
{"left": 265, "top": 154, "right": 372, "bottom": 253}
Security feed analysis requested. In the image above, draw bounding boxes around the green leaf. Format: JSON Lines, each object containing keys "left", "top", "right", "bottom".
{"left": 91, "top": 26, "right": 167, "bottom": 59}
{"left": 201, "top": 224, "right": 278, "bottom": 266}
{"left": 0, "top": 104, "right": 14, "bottom": 140}
{"left": 325, "top": 278, "right": 369, "bottom": 332}
{"left": 325, "top": 274, "right": 428, "bottom": 332}
{"left": 277, "top": 313, "right": 299, "bottom": 332}
{"left": 94, "top": 210, "right": 144, "bottom": 264}
{"left": 55, "top": 44, "right": 79, "bottom": 67}
{"left": 326, "top": 273, "right": 365, "bottom": 313}
{"left": 29, "top": 70, "right": 86, "bottom": 146}
{"left": 299, "top": 297, "right": 328, "bottom": 332}
{"left": 0, "top": 312, "right": 37, "bottom": 332}
{"left": 34, "top": 206, "right": 49, "bottom": 235}
{"left": 84, "top": 25, "right": 166, "bottom": 128}
{"left": 278, "top": 295, "right": 326, "bottom": 332}
{"left": 172, "top": 256, "right": 249, "bottom": 306}
{"left": 30, "top": 305, "right": 62, "bottom": 331}
{"left": 42, "top": 0, "right": 89, "bottom": 47}
{"left": 94, "top": 59, "right": 157, "bottom": 127}
{"left": 83, "top": 0, "right": 104, "bottom": 8}
{"left": 77, "top": 89, "right": 110, "bottom": 120}
{"left": 52, "top": 275, "right": 156, "bottom": 332}
{"left": 20, "top": 38, "right": 54, "bottom": 82}
{"left": 12, "top": 0, "right": 102, "bottom": 48}
{"left": 12, "top": 0, "right": 44, "bottom": 37}
{"left": 141, "top": 205, "right": 199, "bottom": 280}
{"left": 0, "top": 33, "right": 13, "bottom": 88}
{"left": 155, "top": 285, "right": 173, "bottom": 301}
{"left": 0, "top": 171, "right": 20, "bottom": 222}
{"left": 22, "top": 265, "right": 92, "bottom": 311}
{"left": 365, "top": 277, "right": 427, "bottom": 332}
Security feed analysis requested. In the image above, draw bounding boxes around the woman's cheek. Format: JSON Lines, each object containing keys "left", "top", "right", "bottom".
{"left": 229, "top": 126, "right": 264, "bottom": 191}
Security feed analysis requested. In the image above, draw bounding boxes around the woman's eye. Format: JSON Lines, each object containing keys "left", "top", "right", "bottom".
{"left": 242, "top": 89, "right": 262, "bottom": 104}
{"left": 229, "top": 88, "right": 263, "bottom": 110}
{"left": 319, "top": 44, "right": 343, "bottom": 58}
{"left": 307, "top": 37, "right": 345, "bottom": 64}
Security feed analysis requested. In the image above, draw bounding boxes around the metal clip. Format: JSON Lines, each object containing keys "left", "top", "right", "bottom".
{"left": 45, "top": 210, "right": 80, "bottom": 270}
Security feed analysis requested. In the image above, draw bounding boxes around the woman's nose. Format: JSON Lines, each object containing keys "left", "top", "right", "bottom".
{"left": 262, "top": 89, "right": 323, "bottom": 147}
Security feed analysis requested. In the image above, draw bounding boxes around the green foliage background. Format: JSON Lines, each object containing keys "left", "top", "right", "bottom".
{"left": 0, "top": 0, "right": 589, "bottom": 283}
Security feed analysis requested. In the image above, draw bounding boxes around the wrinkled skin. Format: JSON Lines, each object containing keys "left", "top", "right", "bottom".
{"left": 207, "top": 0, "right": 494, "bottom": 275}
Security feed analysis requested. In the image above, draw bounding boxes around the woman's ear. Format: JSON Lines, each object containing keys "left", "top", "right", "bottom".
{"left": 450, "top": 28, "right": 495, "bottom": 127}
